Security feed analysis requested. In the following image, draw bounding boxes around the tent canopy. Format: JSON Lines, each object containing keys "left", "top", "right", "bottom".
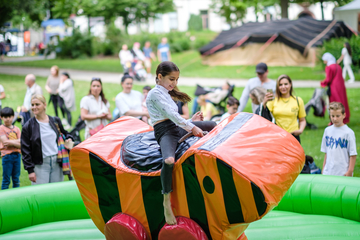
{"left": 200, "top": 17, "right": 353, "bottom": 57}
{"left": 335, "top": 0, "right": 360, "bottom": 11}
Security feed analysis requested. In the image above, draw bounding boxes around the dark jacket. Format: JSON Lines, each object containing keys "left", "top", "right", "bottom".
{"left": 21, "top": 116, "right": 73, "bottom": 174}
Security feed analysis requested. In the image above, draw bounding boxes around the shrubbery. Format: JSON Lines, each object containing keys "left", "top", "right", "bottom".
{"left": 321, "top": 35, "right": 360, "bottom": 72}
{"left": 53, "top": 24, "right": 215, "bottom": 58}
{"left": 55, "top": 29, "right": 94, "bottom": 59}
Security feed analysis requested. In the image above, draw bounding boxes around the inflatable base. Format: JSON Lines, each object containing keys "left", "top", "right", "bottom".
{"left": 1, "top": 210, "right": 360, "bottom": 240}
{"left": 158, "top": 217, "right": 208, "bottom": 240}
{"left": 0, "top": 175, "right": 360, "bottom": 240}
{"left": 104, "top": 213, "right": 148, "bottom": 240}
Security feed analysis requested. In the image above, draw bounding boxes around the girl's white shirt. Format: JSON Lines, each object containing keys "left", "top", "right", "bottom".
{"left": 146, "top": 84, "right": 194, "bottom": 132}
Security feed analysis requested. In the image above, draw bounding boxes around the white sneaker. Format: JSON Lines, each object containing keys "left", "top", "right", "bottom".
{"left": 348, "top": 79, "right": 355, "bottom": 83}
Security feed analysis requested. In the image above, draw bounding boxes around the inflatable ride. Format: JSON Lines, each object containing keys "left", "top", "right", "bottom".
{"left": 69, "top": 112, "right": 306, "bottom": 240}
{"left": 1, "top": 113, "right": 359, "bottom": 239}
{"left": 1, "top": 176, "right": 360, "bottom": 239}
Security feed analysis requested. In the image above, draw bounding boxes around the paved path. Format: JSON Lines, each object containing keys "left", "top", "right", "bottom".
{"left": 1, "top": 65, "right": 359, "bottom": 88}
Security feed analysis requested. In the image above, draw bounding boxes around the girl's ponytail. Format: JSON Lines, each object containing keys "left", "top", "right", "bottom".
{"left": 156, "top": 61, "right": 191, "bottom": 103}
{"left": 169, "top": 86, "right": 191, "bottom": 103}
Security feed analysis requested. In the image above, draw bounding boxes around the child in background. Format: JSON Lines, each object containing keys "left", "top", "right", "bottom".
{"left": 197, "top": 95, "right": 219, "bottom": 121}
{"left": 219, "top": 96, "right": 240, "bottom": 122}
{"left": 0, "top": 107, "right": 21, "bottom": 189}
{"left": 142, "top": 86, "right": 151, "bottom": 123}
{"left": 321, "top": 102, "right": 357, "bottom": 176}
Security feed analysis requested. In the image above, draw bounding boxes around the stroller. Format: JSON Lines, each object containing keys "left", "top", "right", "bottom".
{"left": 194, "top": 83, "right": 235, "bottom": 122}
{"left": 69, "top": 116, "right": 86, "bottom": 146}
{"left": 304, "top": 88, "right": 326, "bottom": 130}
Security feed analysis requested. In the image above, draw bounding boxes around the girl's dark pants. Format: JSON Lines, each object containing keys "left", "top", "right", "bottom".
{"left": 154, "top": 120, "right": 216, "bottom": 194}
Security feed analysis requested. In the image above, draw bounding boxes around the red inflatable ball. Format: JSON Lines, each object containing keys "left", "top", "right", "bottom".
{"left": 104, "top": 213, "right": 149, "bottom": 240}
{"left": 158, "top": 217, "right": 208, "bottom": 240}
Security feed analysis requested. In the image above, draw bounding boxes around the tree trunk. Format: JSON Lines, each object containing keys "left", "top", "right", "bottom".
{"left": 88, "top": 16, "right": 91, "bottom": 34}
{"left": 320, "top": 0, "right": 324, "bottom": 20}
{"left": 280, "top": 0, "right": 288, "bottom": 19}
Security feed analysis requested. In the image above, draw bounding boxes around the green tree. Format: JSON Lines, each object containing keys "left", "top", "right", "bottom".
{"left": 188, "top": 14, "right": 203, "bottom": 31}
{"left": 211, "top": 0, "right": 248, "bottom": 27}
{"left": 52, "top": 0, "right": 174, "bottom": 34}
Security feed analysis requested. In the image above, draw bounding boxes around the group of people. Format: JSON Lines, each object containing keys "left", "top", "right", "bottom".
{"left": 0, "top": 66, "right": 76, "bottom": 190}
{"left": 0, "top": 51, "right": 357, "bottom": 228}
{"left": 118, "top": 38, "right": 171, "bottom": 79}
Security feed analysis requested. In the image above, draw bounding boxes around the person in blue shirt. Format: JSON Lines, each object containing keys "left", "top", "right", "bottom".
{"left": 143, "top": 41, "right": 156, "bottom": 78}
{"left": 157, "top": 37, "right": 171, "bottom": 62}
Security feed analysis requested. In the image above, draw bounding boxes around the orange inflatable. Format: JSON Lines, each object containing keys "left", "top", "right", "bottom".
{"left": 70, "top": 112, "right": 305, "bottom": 240}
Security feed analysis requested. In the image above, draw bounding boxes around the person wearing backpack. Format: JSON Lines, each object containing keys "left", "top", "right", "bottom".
{"left": 262, "top": 74, "right": 306, "bottom": 143}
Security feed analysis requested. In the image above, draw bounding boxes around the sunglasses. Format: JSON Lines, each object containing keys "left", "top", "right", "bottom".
{"left": 91, "top": 77, "right": 101, "bottom": 82}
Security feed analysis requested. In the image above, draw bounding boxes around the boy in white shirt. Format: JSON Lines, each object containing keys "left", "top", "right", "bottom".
{"left": 321, "top": 102, "right": 357, "bottom": 176}
{"left": 219, "top": 96, "right": 239, "bottom": 122}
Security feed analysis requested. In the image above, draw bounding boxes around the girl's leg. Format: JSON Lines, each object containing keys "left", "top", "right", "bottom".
{"left": 159, "top": 133, "right": 180, "bottom": 225}
{"left": 51, "top": 94, "right": 59, "bottom": 117}
{"left": 342, "top": 65, "right": 347, "bottom": 80}
{"left": 58, "top": 96, "right": 66, "bottom": 119}
{"left": 346, "top": 64, "right": 355, "bottom": 82}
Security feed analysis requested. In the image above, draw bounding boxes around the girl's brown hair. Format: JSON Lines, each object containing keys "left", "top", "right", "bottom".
{"left": 88, "top": 78, "right": 108, "bottom": 104}
{"left": 156, "top": 61, "right": 191, "bottom": 103}
{"left": 276, "top": 74, "right": 294, "bottom": 100}
{"left": 51, "top": 65, "right": 59, "bottom": 76}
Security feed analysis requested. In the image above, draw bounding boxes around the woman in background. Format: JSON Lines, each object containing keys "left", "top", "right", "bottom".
{"left": 337, "top": 42, "right": 355, "bottom": 83}
{"left": 321, "top": 53, "right": 350, "bottom": 124}
{"left": 80, "top": 78, "right": 112, "bottom": 139}
{"left": 263, "top": 75, "right": 306, "bottom": 143}
{"left": 45, "top": 65, "right": 66, "bottom": 119}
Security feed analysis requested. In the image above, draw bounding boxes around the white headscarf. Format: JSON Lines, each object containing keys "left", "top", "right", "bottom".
{"left": 322, "top": 52, "right": 336, "bottom": 66}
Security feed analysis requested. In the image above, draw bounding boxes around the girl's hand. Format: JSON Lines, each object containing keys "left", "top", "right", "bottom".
{"left": 291, "top": 130, "right": 303, "bottom": 136}
{"left": 29, "top": 172, "right": 36, "bottom": 182}
{"left": 191, "top": 126, "right": 204, "bottom": 137}
{"left": 64, "top": 139, "right": 74, "bottom": 150}
{"left": 262, "top": 92, "right": 274, "bottom": 105}
{"left": 191, "top": 111, "right": 203, "bottom": 121}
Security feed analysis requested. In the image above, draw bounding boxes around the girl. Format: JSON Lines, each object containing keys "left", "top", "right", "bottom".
{"left": 263, "top": 75, "right": 306, "bottom": 143}
{"left": 80, "top": 78, "right": 112, "bottom": 139}
{"left": 337, "top": 42, "right": 355, "bottom": 83}
{"left": 146, "top": 61, "right": 216, "bottom": 225}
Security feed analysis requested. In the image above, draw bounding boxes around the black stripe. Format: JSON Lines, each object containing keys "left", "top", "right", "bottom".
{"left": 141, "top": 176, "right": 165, "bottom": 239}
{"left": 251, "top": 182, "right": 267, "bottom": 216}
{"left": 182, "top": 155, "right": 212, "bottom": 239}
{"left": 198, "top": 113, "right": 253, "bottom": 152}
{"left": 89, "top": 152, "right": 121, "bottom": 223}
{"left": 217, "top": 159, "right": 244, "bottom": 224}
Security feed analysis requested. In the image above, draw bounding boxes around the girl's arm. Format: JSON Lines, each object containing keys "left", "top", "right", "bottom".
{"left": 345, "top": 155, "right": 356, "bottom": 177}
{"left": 0, "top": 91, "right": 5, "bottom": 100}
{"left": 124, "top": 110, "right": 150, "bottom": 118}
{"left": 337, "top": 54, "right": 344, "bottom": 64}
{"left": 322, "top": 153, "right": 327, "bottom": 174}
{"left": 321, "top": 66, "right": 334, "bottom": 87}
{"left": 81, "top": 108, "right": 104, "bottom": 121}
{"left": 291, "top": 117, "right": 306, "bottom": 136}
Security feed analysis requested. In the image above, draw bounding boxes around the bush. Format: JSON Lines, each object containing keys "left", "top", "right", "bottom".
{"left": 188, "top": 14, "right": 203, "bottom": 31}
{"left": 321, "top": 35, "right": 360, "bottom": 72}
{"left": 56, "top": 28, "right": 93, "bottom": 59}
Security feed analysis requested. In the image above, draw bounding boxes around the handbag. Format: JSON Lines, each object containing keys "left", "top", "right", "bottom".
{"left": 89, "top": 123, "right": 104, "bottom": 136}
{"left": 54, "top": 120, "right": 71, "bottom": 176}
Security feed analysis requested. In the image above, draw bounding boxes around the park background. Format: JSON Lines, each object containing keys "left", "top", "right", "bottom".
{"left": 0, "top": 0, "right": 359, "bottom": 187}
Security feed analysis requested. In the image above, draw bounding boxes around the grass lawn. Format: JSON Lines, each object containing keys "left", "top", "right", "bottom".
{"left": 2, "top": 51, "right": 360, "bottom": 80}
{"left": 0, "top": 73, "right": 359, "bottom": 189}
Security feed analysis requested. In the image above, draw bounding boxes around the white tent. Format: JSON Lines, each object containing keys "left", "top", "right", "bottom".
{"left": 334, "top": 0, "right": 360, "bottom": 32}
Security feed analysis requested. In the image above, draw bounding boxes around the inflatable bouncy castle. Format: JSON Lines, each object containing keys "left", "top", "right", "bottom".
{"left": 69, "top": 113, "right": 305, "bottom": 239}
